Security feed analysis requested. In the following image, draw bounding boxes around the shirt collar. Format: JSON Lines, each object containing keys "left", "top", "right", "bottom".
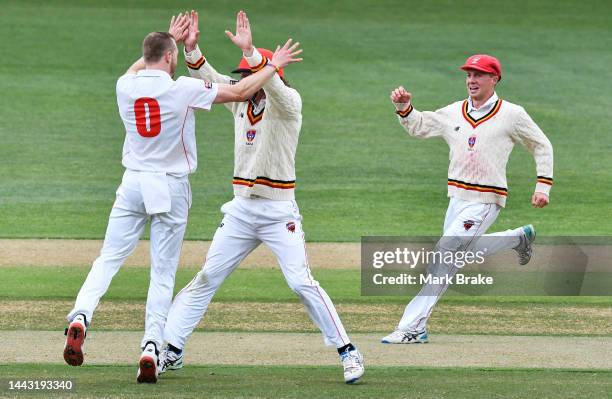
{"left": 467, "top": 92, "right": 498, "bottom": 113}
{"left": 137, "top": 69, "right": 172, "bottom": 79}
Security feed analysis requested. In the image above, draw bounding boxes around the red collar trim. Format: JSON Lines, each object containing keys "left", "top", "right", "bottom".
{"left": 462, "top": 99, "right": 502, "bottom": 128}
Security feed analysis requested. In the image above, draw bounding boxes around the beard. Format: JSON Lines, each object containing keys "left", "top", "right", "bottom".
{"left": 169, "top": 60, "right": 177, "bottom": 78}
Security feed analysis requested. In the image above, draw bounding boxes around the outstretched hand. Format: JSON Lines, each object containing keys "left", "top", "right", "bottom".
{"left": 270, "top": 39, "right": 303, "bottom": 69}
{"left": 169, "top": 12, "right": 189, "bottom": 44}
{"left": 184, "top": 10, "right": 200, "bottom": 52}
{"left": 390, "top": 86, "right": 412, "bottom": 112}
{"left": 225, "top": 10, "right": 253, "bottom": 54}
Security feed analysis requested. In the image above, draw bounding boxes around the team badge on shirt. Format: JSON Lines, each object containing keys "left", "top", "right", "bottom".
{"left": 468, "top": 135, "right": 477, "bottom": 151}
{"left": 463, "top": 220, "right": 475, "bottom": 230}
{"left": 246, "top": 130, "right": 256, "bottom": 146}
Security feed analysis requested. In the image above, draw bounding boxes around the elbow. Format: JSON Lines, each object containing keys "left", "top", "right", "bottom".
{"left": 235, "top": 89, "right": 250, "bottom": 102}
{"left": 230, "top": 85, "right": 251, "bottom": 102}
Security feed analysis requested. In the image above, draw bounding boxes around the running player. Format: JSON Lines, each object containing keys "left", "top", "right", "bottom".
{"left": 159, "top": 10, "right": 364, "bottom": 384}
{"left": 382, "top": 54, "right": 553, "bottom": 344}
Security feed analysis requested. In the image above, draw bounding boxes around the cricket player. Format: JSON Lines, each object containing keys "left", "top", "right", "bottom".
{"left": 158, "top": 10, "right": 365, "bottom": 384}
{"left": 62, "top": 13, "right": 302, "bottom": 384}
{"left": 382, "top": 54, "right": 554, "bottom": 344}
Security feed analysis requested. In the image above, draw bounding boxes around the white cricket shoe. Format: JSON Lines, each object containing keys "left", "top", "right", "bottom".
{"left": 63, "top": 314, "right": 87, "bottom": 366}
{"left": 381, "top": 329, "right": 428, "bottom": 344}
{"left": 515, "top": 224, "right": 536, "bottom": 265}
{"left": 340, "top": 349, "right": 364, "bottom": 384}
{"left": 159, "top": 347, "right": 184, "bottom": 374}
{"left": 136, "top": 343, "right": 158, "bottom": 384}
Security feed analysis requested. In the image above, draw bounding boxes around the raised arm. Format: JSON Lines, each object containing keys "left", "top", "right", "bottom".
{"left": 125, "top": 57, "right": 146, "bottom": 75}
{"left": 214, "top": 39, "right": 302, "bottom": 103}
{"left": 225, "top": 10, "right": 302, "bottom": 116}
{"left": 180, "top": 11, "right": 233, "bottom": 84}
{"left": 391, "top": 86, "right": 450, "bottom": 139}
{"left": 123, "top": 12, "right": 188, "bottom": 76}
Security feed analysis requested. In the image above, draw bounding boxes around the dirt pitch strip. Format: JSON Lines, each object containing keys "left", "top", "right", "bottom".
{"left": 0, "top": 239, "right": 359, "bottom": 269}
{"left": 2, "top": 331, "right": 611, "bottom": 370}
{"left": 1, "top": 239, "right": 610, "bottom": 271}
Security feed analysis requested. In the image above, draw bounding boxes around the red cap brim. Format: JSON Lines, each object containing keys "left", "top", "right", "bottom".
{"left": 460, "top": 65, "right": 501, "bottom": 81}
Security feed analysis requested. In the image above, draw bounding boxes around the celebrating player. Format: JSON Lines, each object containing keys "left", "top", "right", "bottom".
{"left": 382, "top": 54, "right": 554, "bottom": 344}
{"left": 158, "top": 10, "right": 365, "bottom": 384}
{"left": 62, "top": 13, "right": 302, "bottom": 384}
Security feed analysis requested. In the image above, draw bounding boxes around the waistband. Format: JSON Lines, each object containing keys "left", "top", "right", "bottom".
{"left": 124, "top": 169, "right": 189, "bottom": 182}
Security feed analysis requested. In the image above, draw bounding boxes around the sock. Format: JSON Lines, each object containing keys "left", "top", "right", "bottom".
{"left": 75, "top": 314, "right": 87, "bottom": 326}
{"left": 168, "top": 343, "right": 183, "bottom": 355}
{"left": 337, "top": 343, "right": 355, "bottom": 355}
{"left": 144, "top": 341, "right": 159, "bottom": 356}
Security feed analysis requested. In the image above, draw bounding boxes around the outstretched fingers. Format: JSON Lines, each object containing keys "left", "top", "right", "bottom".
{"left": 288, "top": 41, "right": 300, "bottom": 53}
{"left": 191, "top": 10, "right": 198, "bottom": 27}
{"left": 281, "top": 38, "right": 293, "bottom": 51}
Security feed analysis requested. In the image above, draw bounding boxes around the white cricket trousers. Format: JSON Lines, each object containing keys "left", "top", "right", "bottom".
{"left": 164, "top": 196, "right": 351, "bottom": 349}
{"left": 397, "top": 197, "right": 524, "bottom": 332}
{"left": 67, "top": 170, "right": 190, "bottom": 349}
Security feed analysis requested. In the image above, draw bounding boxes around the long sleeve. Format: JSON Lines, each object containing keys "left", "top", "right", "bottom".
{"left": 183, "top": 45, "right": 237, "bottom": 113}
{"left": 397, "top": 104, "right": 452, "bottom": 140}
{"left": 512, "top": 107, "right": 554, "bottom": 196}
{"left": 244, "top": 48, "right": 301, "bottom": 118}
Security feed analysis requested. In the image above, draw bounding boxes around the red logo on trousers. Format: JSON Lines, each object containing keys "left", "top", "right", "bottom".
{"left": 463, "top": 220, "right": 475, "bottom": 230}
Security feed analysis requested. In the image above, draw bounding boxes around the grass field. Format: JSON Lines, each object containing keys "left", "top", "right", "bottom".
{"left": 1, "top": 0, "right": 612, "bottom": 240}
{"left": 1, "top": 1, "right": 611, "bottom": 398}
{"left": 2, "top": 365, "right": 610, "bottom": 399}
{"left": 1, "top": 266, "right": 611, "bottom": 337}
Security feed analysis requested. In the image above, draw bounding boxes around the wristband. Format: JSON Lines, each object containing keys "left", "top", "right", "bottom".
{"left": 266, "top": 61, "right": 281, "bottom": 74}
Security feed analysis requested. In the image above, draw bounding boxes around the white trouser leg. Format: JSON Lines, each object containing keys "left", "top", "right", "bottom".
{"left": 164, "top": 212, "right": 259, "bottom": 349}
{"left": 478, "top": 228, "right": 523, "bottom": 255}
{"left": 140, "top": 179, "right": 190, "bottom": 349}
{"left": 67, "top": 183, "right": 147, "bottom": 324}
{"left": 258, "top": 200, "right": 351, "bottom": 348}
{"left": 397, "top": 198, "right": 501, "bottom": 332}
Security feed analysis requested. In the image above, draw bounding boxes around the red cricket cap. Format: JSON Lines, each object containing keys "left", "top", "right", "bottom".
{"left": 460, "top": 54, "right": 502, "bottom": 81}
{"left": 232, "top": 48, "right": 284, "bottom": 78}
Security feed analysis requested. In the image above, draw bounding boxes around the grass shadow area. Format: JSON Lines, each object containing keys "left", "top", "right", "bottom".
{"left": 0, "top": 364, "right": 610, "bottom": 399}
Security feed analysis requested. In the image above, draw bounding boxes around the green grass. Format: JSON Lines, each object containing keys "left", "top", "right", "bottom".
{"left": 1, "top": 266, "right": 610, "bottom": 305}
{"left": 1, "top": 267, "right": 611, "bottom": 336}
{"left": 1, "top": 0, "right": 612, "bottom": 240}
{"left": 0, "top": 364, "right": 610, "bottom": 399}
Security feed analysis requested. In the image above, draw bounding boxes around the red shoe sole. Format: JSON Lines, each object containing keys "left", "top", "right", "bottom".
{"left": 137, "top": 356, "right": 158, "bottom": 384}
{"left": 63, "top": 324, "right": 85, "bottom": 366}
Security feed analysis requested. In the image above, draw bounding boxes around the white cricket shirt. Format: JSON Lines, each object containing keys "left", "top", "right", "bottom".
{"left": 466, "top": 92, "right": 499, "bottom": 119}
{"left": 116, "top": 69, "right": 218, "bottom": 175}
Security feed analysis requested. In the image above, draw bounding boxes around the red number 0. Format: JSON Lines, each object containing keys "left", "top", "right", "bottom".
{"left": 134, "top": 97, "right": 161, "bottom": 137}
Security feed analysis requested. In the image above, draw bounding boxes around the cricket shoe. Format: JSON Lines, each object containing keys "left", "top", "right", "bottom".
{"left": 63, "top": 314, "right": 87, "bottom": 366}
{"left": 136, "top": 343, "right": 158, "bottom": 384}
{"left": 158, "top": 347, "right": 184, "bottom": 375}
{"left": 381, "top": 329, "right": 428, "bottom": 344}
{"left": 515, "top": 224, "right": 536, "bottom": 265}
{"left": 340, "top": 348, "right": 364, "bottom": 384}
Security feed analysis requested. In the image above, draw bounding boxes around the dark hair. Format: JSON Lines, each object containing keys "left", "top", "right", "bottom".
{"left": 279, "top": 76, "right": 291, "bottom": 87}
{"left": 142, "top": 32, "right": 175, "bottom": 63}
